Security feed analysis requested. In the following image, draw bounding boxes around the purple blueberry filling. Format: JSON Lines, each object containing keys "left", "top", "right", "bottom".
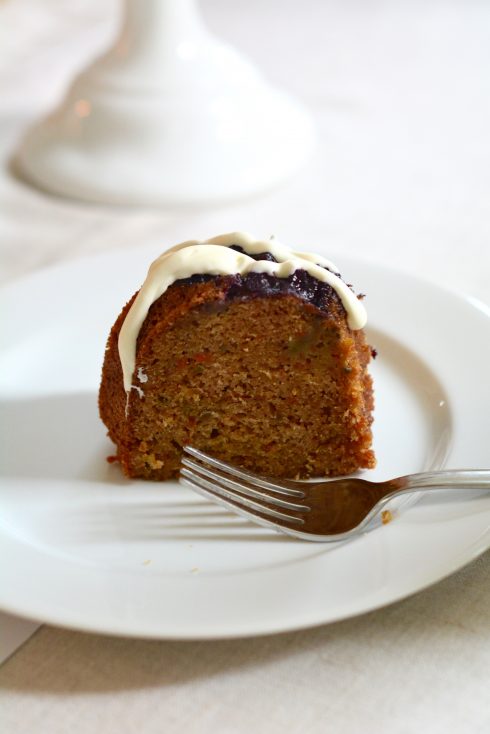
{"left": 174, "top": 245, "right": 352, "bottom": 314}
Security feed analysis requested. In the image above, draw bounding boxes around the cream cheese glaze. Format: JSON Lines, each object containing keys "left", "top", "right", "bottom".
{"left": 118, "top": 232, "right": 367, "bottom": 394}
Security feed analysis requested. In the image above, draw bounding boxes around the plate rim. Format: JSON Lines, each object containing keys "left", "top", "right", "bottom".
{"left": 0, "top": 516, "right": 489, "bottom": 640}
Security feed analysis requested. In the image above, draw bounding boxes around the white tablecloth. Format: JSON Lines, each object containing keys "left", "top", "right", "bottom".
{"left": 1, "top": 1, "right": 489, "bottom": 732}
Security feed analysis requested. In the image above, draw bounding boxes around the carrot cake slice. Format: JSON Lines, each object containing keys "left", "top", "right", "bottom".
{"left": 99, "top": 232, "right": 375, "bottom": 479}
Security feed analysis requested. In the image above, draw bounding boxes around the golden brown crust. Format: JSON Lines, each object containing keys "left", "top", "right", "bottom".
{"left": 99, "top": 279, "right": 375, "bottom": 480}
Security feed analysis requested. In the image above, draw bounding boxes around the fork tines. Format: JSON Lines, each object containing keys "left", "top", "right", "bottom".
{"left": 179, "top": 446, "right": 309, "bottom": 530}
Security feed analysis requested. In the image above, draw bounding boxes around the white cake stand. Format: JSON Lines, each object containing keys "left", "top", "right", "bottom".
{"left": 15, "top": 0, "right": 315, "bottom": 207}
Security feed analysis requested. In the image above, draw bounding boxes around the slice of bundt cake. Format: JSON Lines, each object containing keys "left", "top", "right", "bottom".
{"left": 99, "top": 233, "right": 375, "bottom": 480}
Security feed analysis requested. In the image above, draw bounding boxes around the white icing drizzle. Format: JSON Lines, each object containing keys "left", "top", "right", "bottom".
{"left": 137, "top": 367, "right": 148, "bottom": 383}
{"left": 118, "top": 232, "right": 367, "bottom": 394}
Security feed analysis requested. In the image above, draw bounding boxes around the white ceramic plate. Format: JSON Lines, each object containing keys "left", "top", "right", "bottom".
{"left": 1, "top": 247, "right": 489, "bottom": 639}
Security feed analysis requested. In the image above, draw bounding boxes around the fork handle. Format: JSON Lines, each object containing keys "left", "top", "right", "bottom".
{"left": 395, "top": 469, "right": 490, "bottom": 492}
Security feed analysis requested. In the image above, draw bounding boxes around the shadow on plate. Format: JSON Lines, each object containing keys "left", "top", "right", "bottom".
{"left": 1, "top": 391, "right": 128, "bottom": 484}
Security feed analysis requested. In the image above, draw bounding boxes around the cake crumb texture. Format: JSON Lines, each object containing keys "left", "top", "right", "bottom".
{"left": 99, "top": 276, "right": 375, "bottom": 480}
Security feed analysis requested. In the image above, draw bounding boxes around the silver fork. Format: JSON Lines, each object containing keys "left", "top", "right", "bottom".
{"left": 179, "top": 447, "right": 490, "bottom": 542}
